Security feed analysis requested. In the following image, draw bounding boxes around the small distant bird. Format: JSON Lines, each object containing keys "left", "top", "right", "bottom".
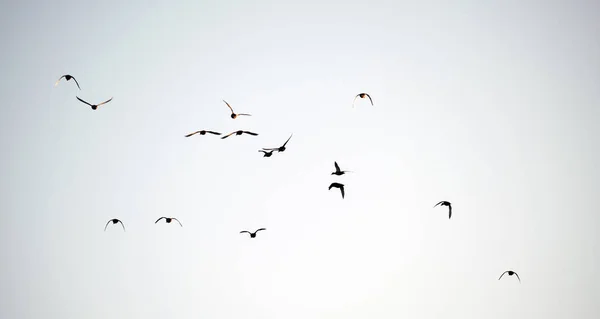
{"left": 185, "top": 130, "right": 221, "bottom": 137}
{"left": 221, "top": 130, "right": 259, "bottom": 139}
{"left": 104, "top": 219, "right": 126, "bottom": 232}
{"left": 240, "top": 228, "right": 266, "bottom": 238}
{"left": 76, "top": 96, "right": 113, "bottom": 110}
{"left": 223, "top": 100, "right": 251, "bottom": 119}
{"left": 329, "top": 182, "right": 345, "bottom": 199}
{"left": 259, "top": 150, "right": 274, "bottom": 157}
{"left": 352, "top": 93, "right": 373, "bottom": 107}
{"left": 434, "top": 201, "right": 452, "bottom": 219}
{"left": 331, "top": 161, "right": 352, "bottom": 176}
{"left": 498, "top": 270, "right": 521, "bottom": 283}
{"left": 55, "top": 74, "right": 81, "bottom": 90}
{"left": 262, "top": 134, "right": 293, "bottom": 153}
{"left": 155, "top": 217, "right": 183, "bottom": 227}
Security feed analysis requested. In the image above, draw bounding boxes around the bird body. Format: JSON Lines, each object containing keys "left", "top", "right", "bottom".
{"left": 55, "top": 74, "right": 81, "bottom": 90}
{"left": 223, "top": 100, "right": 251, "bottom": 119}
{"left": 434, "top": 201, "right": 452, "bottom": 219}
{"left": 76, "top": 96, "right": 113, "bottom": 110}
{"left": 104, "top": 219, "right": 125, "bottom": 231}
{"left": 185, "top": 130, "right": 221, "bottom": 137}
{"left": 259, "top": 150, "right": 274, "bottom": 157}
{"left": 329, "top": 182, "right": 345, "bottom": 198}
{"left": 498, "top": 270, "right": 521, "bottom": 283}
{"left": 352, "top": 93, "right": 373, "bottom": 107}
{"left": 221, "top": 130, "right": 259, "bottom": 139}
{"left": 240, "top": 228, "right": 266, "bottom": 238}
{"left": 155, "top": 217, "right": 183, "bottom": 227}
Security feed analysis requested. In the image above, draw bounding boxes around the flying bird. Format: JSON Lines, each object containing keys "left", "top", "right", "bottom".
{"left": 329, "top": 182, "right": 345, "bottom": 199}
{"left": 331, "top": 161, "right": 352, "bottom": 176}
{"left": 240, "top": 228, "right": 266, "bottom": 238}
{"left": 185, "top": 130, "right": 221, "bottom": 137}
{"left": 352, "top": 93, "right": 373, "bottom": 107}
{"left": 155, "top": 217, "right": 183, "bottom": 227}
{"left": 262, "top": 134, "right": 293, "bottom": 153}
{"left": 55, "top": 74, "right": 81, "bottom": 90}
{"left": 223, "top": 100, "right": 251, "bottom": 119}
{"left": 259, "top": 150, "right": 274, "bottom": 157}
{"left": 221, "top": 130, "right": 259, "bottom": 139}
{"left": 76, "top": 96, "right": 113, "bottom": 110}
{"left": 498, "top": 270, "right": 521, "bottom": 283}
{"left": 434, "top": 201, "right": 452, "bottom": 219}
{"left": 104, "top": 219, "right": 125, "bottom": 232}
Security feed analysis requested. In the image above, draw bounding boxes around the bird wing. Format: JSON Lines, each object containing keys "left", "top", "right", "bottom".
{"left": 282, "top": 134, "right": 293, "bottom": 147}
{"left": 434, "top": 201, "right": 445, "bottom": 208}
{"left": 155, "top": 217, "right": 166, "bottom": 224}
{"left": 54, "top": 75, "right": 66, "bottom": 87}
{"left": 72, "top": 77, "right": 81, "bottom": 90}
{"left": 118, "top": 220, "right": 126, "bottom": 231}
{"left": 514, "top": 272, "right": 521, "bottom": 282}
{"left": 185, "top": 131, "right": 201, "bottom": 137}
{"left": 240, "top": 231, "right": 251, "bottom": 234}
{"left": 448, "top": 205, "right": 452, "bottom": 219}
{"left": 498, "top": 271, "right": 509, "bottom": 280}
{"left": 243, "top": 131, "right": 258, "bottom": 136}
{"left": 76, "top": 96, "right": 93, "bottom": 107}
{"left": 340, "top": 186, "right": 345, "bottom": 199}
{"left": 255, "top": 228, "right": 266, "bottom": 232}
{"left": 334, "top": 161, "right": 341, "bottom": 173}
{"left": 172, "top": 218, "right": 183, "bottom": 227}
{"left": 104, "top": 220, "right": 112, "bottom": 231}
{"left": 365, "top": 93, "right": 373, "bottom": 105}
{"left": 96, "top": 97, "right": 113, "bottom": 107}
{"left": 223, "top": 100, "right": 234, "bottom": 113}
{"left": 206, "top": 131, "right": 221, "bottom": 135}
{"left": 237, "top": 113, "right": 252, "bottom": 116}
{"left": 352, "top": 94, "right": 360, "bottom": 108}
{"left": 221, "top": 132, "right": 236, "bottom": 139}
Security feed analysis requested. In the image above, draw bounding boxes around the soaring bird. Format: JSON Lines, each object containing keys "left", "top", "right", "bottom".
{"left": 434, "top": 201, "right": 452, "bottom": 219}
{"left": 76, "top": 96, "right": 113, "bottom": 110}
{"left": 55, "top": 74, "right": 81, "bottom": 90}
{"left": 498, "top": 270, "right": 521, "bottom": 283}
{"left": 352, "top": 93, "right": 373, "bottom": 107}
{"left": 223, "top": 100, "right": 251, "bottom": 119}
{"left": 221, "top": 130, "right": 259, "bottom": 139}
{"left": 329, "top": 182, "right": 345, "bottom": 199}
{"left": 185, "top": 130, "right": 221, "bottom": 137}
{"left": 262, "top": 134, "right": 293, "bottom": 153}
{"left": 259, "top": 150, "right": 274, "bottom": 157}
{"left": 155, "top": 217, "right": 183, "bottom": 227}
{"left": 331, "top": 161, "right": 352, "bottom": 176}
{"left": 104, "top": 219, "right": 126, "bottom": 232}
{"left": 240, "top": 228, "right": 266, "bottom": 238}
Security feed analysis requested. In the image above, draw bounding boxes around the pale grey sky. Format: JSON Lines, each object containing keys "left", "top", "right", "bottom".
{"left": 1, "top": 0, "right": 599, "bottom": 318}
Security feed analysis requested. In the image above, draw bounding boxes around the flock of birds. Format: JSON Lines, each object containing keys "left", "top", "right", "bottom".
{"left": 55, "top": 74, "right": 522, "bottom": 284}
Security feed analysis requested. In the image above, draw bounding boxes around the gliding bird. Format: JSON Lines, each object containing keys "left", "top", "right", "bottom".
{"left": 262, "top": 134, "right": 293, "bottom": 153}
{"left": 221, "top": 130, "right": 259, "bottom": 139}
{"left": 185, "top": 130, "right": 221, "bottom": 137}
{"left": 434, "top": 201, "right": 452, "bottom": 219}
{"left": 104, "top": 219, "right": 126, "bottom": 232}
{"left": 155, "top": 217, "right": 183, "bottom": 227}
{"left": 76, "top": 96, "right": 113, "bottom": 110}
{"left": 240, "top": 228, "right": 266, "bottom": 238}
{"left": 55, "top": 74, "right": 81, "bottom": 90}
{"left": 498, "top": 270, "right": 521, "bottom": 283}
{"left": 331, "top": 161, "right": 352, "bottom": 176}
{"left": 223, "top": 100, "right": 251, "bottom": 119}
{"left": 329, "top": 182, "right": 345, "bottom": 199}
{"left": 352, "top": 93, "right": 373, "bottom": 107}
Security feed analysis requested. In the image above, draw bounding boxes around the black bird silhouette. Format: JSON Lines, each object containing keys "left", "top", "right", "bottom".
{"left": 221, "top": 130, "right": 259, "bottom": 139}
{"left": 223, "top": 100, "right": 251, "bottom": 119}
{"left": 240, "top": 228, "right": 266, "bottom": 238}
{"left": 329, "top": 182, "right": 345, "bottom": 199}
{"left": 262, "top": 134, "right": 293, "bottom": 153}
{"left": 55, "top": 74, "right": 81, "bottom": 90}
{"left": 76, "top": 96, "right": 113, "bottom": 110}
{"left": 498, "top": 270, "right": 521, "bottom": 283}
{"left": 259, "top": 150, "right": 274, "bottom": 157}
{"left": 104, "top": 219, "right": 125, "bottom": 232}
{"left": 352, "top": 93, "right": 373, "bottom": 107}
{"left": 155, "top": 217, "right": 183, "bottom": 227}
{"left": 185, "top": 130, "right": 221, "bottom": 137}
{"left": 331, "top": 161, "right": 352, "bottom": 176}
{"left": 434, "top": 201, "right": 452, "bottom": 219}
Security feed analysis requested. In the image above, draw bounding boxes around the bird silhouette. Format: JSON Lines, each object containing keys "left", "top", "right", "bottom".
{"left": 434, "top": 201, "right": 452, "bottom": 219}
{"left": 76, "top": 96, "right": 113, "bottom": 110}
{"left": 185, "top": 130, "right": 221, "bottom": 137}
{"left": 329, "top": 182, "right": 345, "bottom": 198}
{"left": 331, "top": 161, "right": 352, "bottom": 176}
{"left": 223, "top": 100, "right": 251, "bottom": 119}
{"left": 221, "top": 130, "right": 259, "bottom": 139}
{"left": 259, "top": 150, "right": 274, "bottom": 157}
{"left": 104, "top": 219, "right": 125, "bottom": 232}
{"left": 55, "top": 74, "right": 81, "bottom": 90}
{"left": 240, "top": 228, "right": 266, "bottom": 238}
{"left": 155, "top": 217, "right": 183, "bottom": 227}
{"left": 498, "top": 270, "right": 521, "bottom": 283}
{"left": 262, "top": 134, "right": 293, "bottom": 153}
{"left": 352, "top": 93, "right": 373, "bottom": 107}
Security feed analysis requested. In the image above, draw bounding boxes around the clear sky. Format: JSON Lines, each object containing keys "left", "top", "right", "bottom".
{"left": 1, "top": 0, "right": 599, "bottom": 318}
